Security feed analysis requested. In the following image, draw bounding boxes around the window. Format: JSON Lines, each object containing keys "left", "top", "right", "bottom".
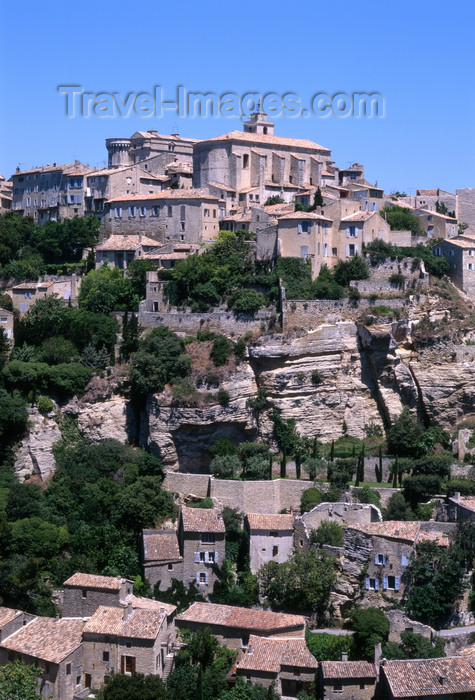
{"left": 208, "top": 551, "right": 215, "bottom": 563}
{"left": 450, "top": 249, "right": 455, "bottom": 256}
{"left": 272, "top": 545, "right": 279, "bottom": 556}
{"left": 270, "top": 531, "right": 278, "bottom": 537}
{"left": 375, "top": 554, "right": 386, "bottom": 565}
{"left": 401, "top": 555, "right": 408, "bottom": 566}
{"left": 332, "top": 247, "right": 337, "bottom": 256}
{"left": 243, "top": 154, "right": 249, "bottom": 169}
{"left": 213, "top": 209, "right": 217, "bottom": 217}
{"left": 383, "top": 575, "right": 400, "bottom": 591}
{"left": 468, "top": 263, "right": 474, "bottom": 271}
{"left": 199, "top": 572, "right": 207, "bottom": 584}
{"left": 200, "top": 552, "right": 206, "bottom": 562}
{"left": 66, "top": 663, "right": 71, "bottom": 675}
{"left": 365, "top": 577, "right": 379, "bottom": 590}
{"left": 167, "top": 205, "right": 172, "bottom": 217}
{"left": 333, "top": 682, "right": 343, "bottom": 693}
{"left": 153, "top": 206, "right": 159, "bottom": 216}
{"left": 298, "top": 221, "right": 311, "bottom": 234}
{"left": 140, "top": 207, "right": 146, "bottom": 217}
{"left": 128, "top": 206, "right": 136, "bottom": 217}
{"left": 202, "top": 533, "right": 215, "bottom": 543}
{"left": 360, "top": 683, "right": 365, "bottom": 690}
{"left": 348, "top": 226, "right": 358, "bottom": 237}
{"left": 300, "top": 245, "right": 309, "bottom": 259}
{"left": 204, "top": 208, "right": 210, "bottom": 217}
{"left": 103, "top": 651, "right": 109, "bottom": 662}
{"left": 81, "top": 589, "right": 87, "bottom": 599}
{"left": 168, "top": 563, "right": 173, "bottom": 570}
{"left": 180, "top": 205, "right": 186, "bottom": 221}
{"left": 125, "top": 641, "right": 131, "bottom": 649}
{"left": 76, "top": 676, "right": 81, "bottom": 685}
{"left": 121, "top": 655, "right": 136, "bottom": 674}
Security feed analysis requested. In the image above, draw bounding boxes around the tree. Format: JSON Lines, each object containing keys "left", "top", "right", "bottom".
{"left": 0, "top": 660, "right": 42, "bottom": 700}
{"left": 383, "top": 631, "right": 445, "bottom": 660}
{"left": 210, "top": 454, "right": 241, "bottom": 479}
{"left": 333, "top": 255, "right": 370, "bottom": 287}
{"left": 37, "top": 336, "right": 79, "bottom": 365}
{"left": 387, "top": 407, "right": 426, "bottom": 458}
{"left": 265, "top": 196, "right": 284, "bottom": 206}
{"left": 381, "top": 206, "right": 423, "bottom": 235}
{"left": 102, "top": 672, "right": 167, "bottom": 700}
{"left": 383, "top": 492, "right": 412, "bottom": 521}
{"left": 79, "top": 266, "right": 137, "bottom": 313}
{"left": 126, "top": 258, "right": 157, "bottom": 300}
{"left": 310, "top": 521, "right": 344, "bottom": 547}
{"left": 229, "top": 289, "right": 265, "bottom": 314}
{"left": 349, "top": 607, "right": 390, "bottom": 661}
{"left": 300, "top": 487, "right": 325, "bottom": 513}
{"left": 219, "top": 678, "right": 279, "bottom": 699}
{"left": 305, "top": 628, "right": 353, "bottom": 661}
{"left": 272, "top": 408, "right": 299, "bottom": 478}
{"left": 313, "top": 186, "right": 324, "bottom": 209}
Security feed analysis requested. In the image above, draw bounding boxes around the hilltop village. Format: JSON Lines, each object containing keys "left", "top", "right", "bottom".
{"left": 2, "top": 112, "right": 475, "bottom": 700}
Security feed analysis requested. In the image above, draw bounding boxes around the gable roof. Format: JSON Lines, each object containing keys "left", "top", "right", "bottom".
{"left": 321, "top": 661, "right": 377, "bottom": 680}
{"left": 341, "top": 211, "right": 379, "bottom": 223}
{"left": 277, "top": 210, "right": 333, "bottom": 222}
{"left": 176, "top": 602, "right": 305, "bottom": 632}
{"left": 95, "top": 234, "right": 161, "bottom": 251}
{"left": 180, "top": 506, "right": 225, "bottom": 533}
{"left": 83, "top": 605, "right": 166, "bottom": 639}
{"left": 0, "top": 607, "right": 24, "bottom": 628}
{"left": 246, "top": 513, "right": 294, "bottom": 531}
{"left": 0, "top": 617, "right": 84, "bottom": 664}
{"left": 237, "top": 635, "right": 317, "bottom": 673}
{"left": 382, "top": 657, "right": 475, "bottom": 697}
{"left": 197, "top": 130, "right": 330, "bottom": 153}
{"left": 130, "top": 596, "right": 176, "bottom": 617}
{"left": 142, "top": 529, "right": 182, "bottom": 562}
{"left": 349, "top": 521, "right": 421, "bottom": 542}
{"left": 63, "top": 573, "right": 132, "bottom": 591}
{"left": 107, "top": 188, "right": 219, "bottom": 204}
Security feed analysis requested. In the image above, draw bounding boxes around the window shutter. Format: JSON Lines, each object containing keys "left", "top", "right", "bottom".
{"left": 120, "top": 656, "right": 125, "bottom": 673}
{"left": 194, "top": 552, "right": 200, "bottom": 563}
{"left": 298, "top": 222, "right": 302, "bottom": 234}
{"left": 214, "top": 551, "right": 219, "bottom": 564}
{"left": 346, "top": 227, "right": 350, "bottom": 238}
{"left": 374, "top": 554, "right": 378, "bottom": 565}
{"left": 346, "top": 244, "right": 350, "bottom": 257}
{"left": 375, "top": 578, "right": 379, "bottom": 591}
{"left": 383, "top": 576, "right": 388, "bottom": 590}
{"left": 196, "top": 573, "right": 200, "bottom": 584}
{"left": 205, "top": 573, "right": 209, "bottom": 585}
{"left": 383, "top": 555, "right": 387, "bottom": 565}
{"left": 354, "top": 227, "right": 358, "bottom": 238}
{"left": 204, "top": 552, "right": 209, "bottom": 563}
{"left": 365, "top": 578, "right": 370, "bottom": 590}
{"left": 131, "top": 657, "right": 136, "bottom": 673}
{"left": 395, "top": 577, "right": 401, "bottom": 591}
{"left": 355, "top": 244, "right": 359, "bottom": 254}
{"left": 401, "top": 555, "right": 408, "bottom": 566}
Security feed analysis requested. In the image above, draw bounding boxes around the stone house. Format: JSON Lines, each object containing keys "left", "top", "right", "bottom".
{"left": 11, "top": 161, "right": 94, "bottom": 223}
{"left": 142, "top": 528, "right": 184, "bottom": 592}
{"left": 141, "top": 242, "right": 201, "bottom": 272}
{"left": 0, "top": 606, "right": 35, "bottom": 642}
{"left": 320, "top": 660, "right": 377, "bottom": 700}
{"left": 81, "top": 601, "right": 175, "bottom": 690}
{"left": 193, "top": 109, "right": 333, "bottom": 206}
{"left": 346, "top": 181, "right": 385, "bottom": 212}
{"left": 176, "top": 602, "right": 306, "bottom": 652}
{"left": 446, "top": 493, "right": 475, "bottom": 522}
{"left": 0, "top": 307, "right": 14, "bottom": 340}
{"left": 11, "top": 276, "right": 81, "bottom": 314}
{"left": 0, "top": 616, "right": 84, "bottom": 700}
{"left": 413, "top": 209, "right": 457, "bottom": 239}
{"left": 103, "top": 188, "right": 222, "bottom": 244}
{"left": 236, "top": 634, "right": 318, "bottom": 698}
{"left": 294, "top": 503, "right": 382, "bottom": 549}
{"left": 380, "top": 657, "right": 475, "bottom": 700}
{"left": 62, "top": 573, "right": 134, "bottom": 618}
{"left": 245, "top": 513, "right": 294, "bottom": 575}
{"left": 94, "top": 233, "right": 161, "bottom": 269}
{"left": 179, "top": 506, "right": 226, "bottom": 592}
{"left": 433, "top": 237, "right": 475, "bottom": 296}
{"left": 106, "top": 130, "right": 198, "bottom": 172}
{"left": 415, "top": 189, "right": 456, "bottom": 214}
{"left": 0, "top": 175, "right": 12, "bottom": 213}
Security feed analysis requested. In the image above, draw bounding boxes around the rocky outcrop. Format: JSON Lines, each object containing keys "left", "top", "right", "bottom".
{"left": 14, "top": 409, "right": 62, "bottom": 481}
{"left": 77, "top": 396, "right": 135, "bottom": 443}
{"left": 409, "top": 361, "right": 475, "bottom": 428}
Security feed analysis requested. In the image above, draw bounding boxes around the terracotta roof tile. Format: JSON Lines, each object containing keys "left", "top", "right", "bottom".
{"left": 349, "top": 521, "right": 420, "bottom": 542}
{"left": 63, "top": 573, "right": 132, "bottom": 591}
{"left": 277, "top": 211, "right": 332, "bottom": 222}
{"left": 238, "top": 635, "right": 317, "bottom": 673}
{"left": 382, "top": 657, "right": 475, "bottom": 697}
{"left": 197, "top": 130, "right": 330, "bottom": 153}
{"left": 321, "top": 661, "right": 377, "bottom": 680}
{"left": 180, "top": 506, "right": 225, "bottom": 533}
{"left": 143, "top": 530, "right": 182, "bottom": 561}
{"left": 0, "top": 607, "right": 23, "bottom": 628}
{"left": 130, "top": 596, "right": 176, "bottom": 617}
{"left": 83, "top": 605, "right": 166, "bottom": 639}
{"left": 95, "top": 235, "right": 161, "bottom": 251}
{"left": 176, "top": 602, "right": 305, "bottom": 632}
{"left": 246, "top": 513, "right": 294, "bottom": 531}
{"left": 108, "top": 188, "right": 219, "bottom": 203}
{"left": 0, "top": 617, "right": 84, "bottom": 664}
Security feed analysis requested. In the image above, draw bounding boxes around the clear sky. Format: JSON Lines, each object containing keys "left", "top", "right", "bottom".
{"left": 1, "top": 0, "right": 474, "bottom": 194}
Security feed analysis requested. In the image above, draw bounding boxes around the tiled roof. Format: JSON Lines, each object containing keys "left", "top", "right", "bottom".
{"left": 349, "top": 521, "right": 420, "bottom": 542}
{"left": 63, "top": 573, "right": 132, "bottom": 591}
{"left": 207, "top": 182, "right": 237, "bottom": 192}
{"left": 246, "top": 513, "right": 294, "bottom": 531}
{"left": 198, "top": 130, "right": 331, "bottom": 153}
{"left": 108, "top": 188, "right": 219, "bottom": 203}
{"left": 12, "top": 162, "right": 87, "bottom": 176}
{"left": 176, "top": 602, "right": 305, "bottom": 632}
{"left": 382, "top": 657, "right": 475, "bottom": 697}
{"left": 95, "top": 235, "right": 161, "bottom": 251}
{"left": 277, "top": 211, "right": 332, "bottom": 222}
{"left": 457, "top": 644, "right": 475, "bottom": 664}
{"left": 416, "top": 531, "right": 450, "bottom": 547}
{"left": 414, "top": 209, "right": 456, "bottom": 221}
{"left": 1, "top": 617, "right": 84, "bottom": 664}
{"left": 0, "top": 607, "right": 23, "bottom": 628}
{"left": 143, "top": 530, "right": 182, "bottom": 561}
{"left": 180, "top": 506, "right": 225, "bottom": 533}
{"left": 130, "top": 596, "right": 176, "bottom": 616}
{"left": 454, "top": 495, "right": 475, "bottom": 508}
{"left": 341, "top": 211, "right": 378, "bottom": 222}
{"left": 83, "top": 605, "right": 166, "bottom": 639}
{"left": 263, "top": 203, "right": 294, "bottom": 215}
{"left": 238, "top": 635, "right": 317, "bottom": 673}
{"left": 438, "top": 237, "right": 475, "bottom": 250}
{"left": 321, "top": 661, "right": 377, "bottom": 680}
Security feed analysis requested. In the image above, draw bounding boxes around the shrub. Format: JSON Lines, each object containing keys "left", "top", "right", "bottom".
{"left": 300, "top": 487, "right": 324, "bottom": 513}
{"left": 310, "top": 520, "right": 344, "bottom": 547}
{"left": 333, "top": 255, "right": 370, "bottom": 287}
{"left": 217, "top": 388, "right": 230, "bottom": 406}
{"left": 210, "top": 454, "right": 241, "bottom": 479}
{"left": 210, "top": 336, "right": 233, "bottom": 366}
{"left": 37, "top": 395, "right": 53, "bottom": 413}
{"left": 229, "top": 289, "right": 265, "bottom": 314}
{"left": 311, "top": 369, "right": 322, "bottom": 385}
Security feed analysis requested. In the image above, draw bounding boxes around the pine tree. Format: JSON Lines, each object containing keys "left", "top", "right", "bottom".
{"left": 313, "top": 186, "right": 324, "bottom": 209}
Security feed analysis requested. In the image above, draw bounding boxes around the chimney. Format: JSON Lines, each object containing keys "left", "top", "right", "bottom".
{"left": 374, "top": 642, "right": 382, "bottom": 672}
{"left": 341, "top": 651, "right": 348, "bottom": 661}
{"left": 454, "top": 492, "right": 461, "bottom": 502}
{"left": 122, "top": 602, "right": 133, "bottom": 621}
{"left": 316, "top": 206, "right": 322, "bottom": 215}
{"left": 439, "top": 675, "right": 446, "bottom": 687}
{"left": 247, "top": 643, "right": 253, "bottom": 655}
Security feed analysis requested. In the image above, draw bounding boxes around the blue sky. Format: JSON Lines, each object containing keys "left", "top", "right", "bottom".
{"left": 1, "top": 0, "right": 474, "bottom": 194}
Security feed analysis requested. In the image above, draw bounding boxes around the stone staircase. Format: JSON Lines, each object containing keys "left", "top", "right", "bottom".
{"left": 161, "top": 653, "right": 175, "bottom": 681}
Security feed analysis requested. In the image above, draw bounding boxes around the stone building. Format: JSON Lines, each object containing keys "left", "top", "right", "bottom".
{"left": 82, "top": 602, "right": 175, "bottom": 690}
{"left": 179, "top": 506, "right": 226, "bottom": 592}
{"left": 245, "top": 513, "right": 294, "bottom": 574}
{"left": 320, "top": 660, "right": 377, "bottom": 700}
{"left": 433, "top": 237, "right": 475, "bottom": 296}
{"left": 141, "top": 242, "right": 201, "bottom": 273}
{"left": 446, "top": 494, "right": 475, "bottom": 522}
{"left": 380, "top": 657, "right": 475, "bottom": 700}
{"left": 0, "top": 606, "right": 35, "bottom": 642}
{"left": 236, "top": 635, "right": 318, "bottom": 697}
{"left": 142, "top": 529, "right": 184, "bottom": 592}
{"left": 193, "top": 109, "right": 333, "bottom": 206}
{"left": 294, "top": 503, "right": 382, "bottom": 549}
{"left": 176, "top": 602, "right": 306, "bottom": 652}
{"left": 0, "top": 616, "right": 84, "bottom": 700}
{"left": 415, "top": 189, "right": 457, "bottom": 214}
{"left": 103, "top": 188, "right": 222, "bottom": 244}
{"left": 94, "top": 234, "right": 161, "bottom": 269}
{"left": 0, "top": 307, "right": 14, "bottom": 340}
{"left": 413, "top": 209, "right": 457, "bottom": 239}
{"left": 456, "top": 189, "right": 475, "bottom": 236}
{"left": 0, "top": 175, "right": 12, "bottom": 213}
{"left": 11, "top": 276, "right": 81, "bottom": 314}
{"left": 11, "top": 161, "right": 94, "bottom": 223}
{"left": 62, "top": 573, "right": 134, "bottom": 619}
{"left": 106, "top": 130, "right": 198, "bottom": 172}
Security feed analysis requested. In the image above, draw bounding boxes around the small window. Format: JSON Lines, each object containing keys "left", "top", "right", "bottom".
{"left": 199, "top": 572, "right": 206, "bottom": 584}
{"left": 202, "top": 533, "right": 215, "bottom": 543}
{"left": 168, "top": 563, "right": 173, "bottom": 571}
{"left": 66, "top": 663, "right": 71, "bottom": 675}
{"left": 167, "top": 205, "right": 172, "bottom": 217}
{"left": 243, "top": 154, "right": 249, "bottom": 169}
{"left": 333, "top": 682, "right": 343, "bottom": 693}
{"left": 125, "top": 641, "right": 132, "bottom": 649}
{"left": 103, "top": 651, "right": 109, "bottom": 662}
{"left": 272, "top": 545, "right": 279, "bottom": 556}
{"left": 208, "top": 551, "right": 215, "bottom": 562}
{"left": 360, "top": 683, "right": 365, "bottom": 690}
{"left": 200, "top": 552, "right": 206, "bottom": 562}
{"left": 77, "top": 676, "right": 81, "bottom": 685}
{"left": 81, "top": 589, "right": 87, "bottom": 599}
{"left": 269, "top": 531, "right": 278, "bottom": 537}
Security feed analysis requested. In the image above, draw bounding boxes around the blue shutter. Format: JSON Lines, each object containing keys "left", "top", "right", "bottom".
{"left": 382, "top": 555, "right": 387, "bottom": 565}
{"left": 195, "top": 573, "right": 200, "bottom": 584}
{"left": 374, "top": 554, "right": 379, "bottom": 565}
{"left": 346, "top": 227, "right": 350, "bottom": 238}
{"left": 395, "top": 577, "right": 400, "bottom": 591}
{"left": 205, "top": 573, "right": 209, "bottom": 585}
{"left": 346, "top": 244, "right": 350, "bottom": 257}
{"left": 383, "top": 576, "right": 388, "bottom": 590}
{"left": 354, "top": 227, "right": 359, "bottom": 238}
{"left": 298, "top": 222, "right": 302, "bottom": 234}
{"left": 215, "top": 551, "right": 219, "bottom": 564}
{"left": 355, "top": 244, "right": 359, "bottom": 254}
{"left": 365, "top": 578, "right": 370, "bottom": 590}
{"left": 375, "top": 578, "right": 379, "bottom": 591}
{"left": 194, "top": 552, "right": 200, "bottom": 563}
{"left": 401, "top": 555, "right": 408, "bottom": 566}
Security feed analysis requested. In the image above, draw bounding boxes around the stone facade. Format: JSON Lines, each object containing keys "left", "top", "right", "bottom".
{"left": 0, "top": 607, "right": 35, "bottom": 643}
{"left": 433, "top": 237, "right": 475, "bottom": 296}
{"left": 246, "top": 513, "right": 295, "bottom": 574}
{"left": 0, "top": 307, "right": 14, "bottom": 340}
{"left": 106, "top": 130, "right": 198, "bottom": 172}
{"left": 11, "top": 275, "right": 81, "bottom": 313}
{"left": 456, "top": 188, "right": 475, "bottom": 236}
{"left": 142, "top": 529, "right": 183, "bottom": 592}
{"left": 62, "top": 573, "right": 134, "bottom": 618}
{"left": 179, "top": 506, "right": 226, "bottom": 593}
{"left": 413, "top": 209, "right": 457, "bottom": 239}
{"left": 320, "top": 661, "right": 377, "bottom": 700}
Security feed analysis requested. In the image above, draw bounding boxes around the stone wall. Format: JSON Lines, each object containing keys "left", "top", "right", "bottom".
{"left": 282, "top": 298, "right": 407, "bottom": 333}
{"left": 366, "top": 258, "right": 423, "bottom": 282}
{"left": 138, "top": 308, "right": 277, "bottom": 337}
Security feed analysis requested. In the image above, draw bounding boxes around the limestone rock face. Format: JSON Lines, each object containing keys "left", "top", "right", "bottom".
{"left": 14, "top": 409, "right": 62, "bottom": 481}
{"left": 77, "top": 397, "right": 135, "bottom": 443}
{"left": 409, "top": 361, "right": 475, "bottom": 428}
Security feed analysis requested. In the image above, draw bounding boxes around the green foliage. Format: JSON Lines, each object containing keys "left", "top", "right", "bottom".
{"left": 258, "top": 547, "right": 337, "bottom": 618}
{"left": 121, "top": 312, "right": 141, "bottom": 362}
{"left": 210, "top": 436, "right": 237, "bottom": 457}
{"left": 275, "top": 256, "right": 314, "bottom": 300}
{"left": 333, "top": 255, "right": 370, "bottom": 287}
{"left": 102, "top": 672, "right": 168, "bottom": 700}
{"left": 217, "top": 388, "right": 230, "bottom": 406}
{"left": 0, "top": 389, "right": 28, "bottom": 460}
{"left": 3, "top": 360, "right": 92, "bottom": 399}
{"left": 403, "top": 474, "right": 442, "bottom": 508}
{"left": 445, "top": 478, "right": 475, "bottom": 497}
{"left": 211, "top": 335, "right": 234, "bottom": 366}
{"left": 305, "top": 628, "right": 354, "bottom": 661}
{"left": 219, "top": 678, "right": 279, "bottom": 699}
{"left": 405, "top": 540, "right": 468, "bottom": 626}
{"left": 156, "top": 578, "right": 205, "bottom": 614}
{"left": 265, "top": 196, "right": 285, "bottom": 206}
{"left": 312, "top": 265, "right": 345, "bottom": 300}
{"left": 300, "top": 487, "right": 325, "bottom": 513}
{"left": 188, "top": 497, "right": 214, "bottom": 509}
{"left": 382, "top": 205, "right": 423, "bottom": 235}
{"left": 229, "top": 288, "right": 266, "bottom": 314}
{"left": 37, "top": 336, "right": 79, "bottom": 365}
{"left": 383, "top": 492, "right": 413, "bottom": 521}
{"left": 348, "top": 606, "right": 390, "bottom": 661}
{"left": 80, "top": 342, "right": 110, "bottom": 370}
{"left": 36, "top": 395, "right": 53, "bottom": 413}
{"left": 387, "top": 407, "right": 426, "bottom": 458}
{"left": 126, "top": 258, "right": 157, "bottom": 300}
{"left": 302, "top": 457, "right": 327, "bottom": 481}
{"left": 0, "top": 660, "right": 42, "bottom": 700}
{"left": 211, "top": 559, "right": 259, "bottom": 608}
{"left": 355, "top": 485, "right": 381, "bottom": 508}
{"left": 310, "top": 520, "right": 344, "bottom": 547}
{"left": 79, "top": 265, "right": 138, "bottom": 313}
{"left": 383, "top": 631, "right": 445, "bottom": 660}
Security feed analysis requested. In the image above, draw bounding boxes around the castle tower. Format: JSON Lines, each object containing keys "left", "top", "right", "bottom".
{"left": 106, "top": 138, "right": 133, "bottom": 168}
{"left": 243, "top": 107, "right": 275, "bottom": 136}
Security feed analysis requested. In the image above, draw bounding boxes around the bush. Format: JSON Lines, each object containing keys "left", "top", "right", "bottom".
{"left": 229, "top": 289, "right": 265, "bottom": 314}
{"left": 37, "top": 396, "right": 53, "bottom": 413}
{"left": 37, "top": 336, "right": 79, "bottom": 365}
{"left": 210, "top": 336, "right": 233, "bottom": 366}
{"left": 300, "top": 487, "right": 324, "bottom": 513}
{"left": 333, "top": 255, "right": 370, "bottom": 287}
{"left": 217, "top": 388, "right": 230, "bottom": 406}
{"left": 311, "top": 369, "right": 322, "bottom": 385}
{"left": 349, "top": 606, "right": 390, "bottom": 661}
{"left": 210, "top": 454, "right": 241, "bottom": 479}
{"left": 310, "top": 520, "right": 344, "bottom": 547}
